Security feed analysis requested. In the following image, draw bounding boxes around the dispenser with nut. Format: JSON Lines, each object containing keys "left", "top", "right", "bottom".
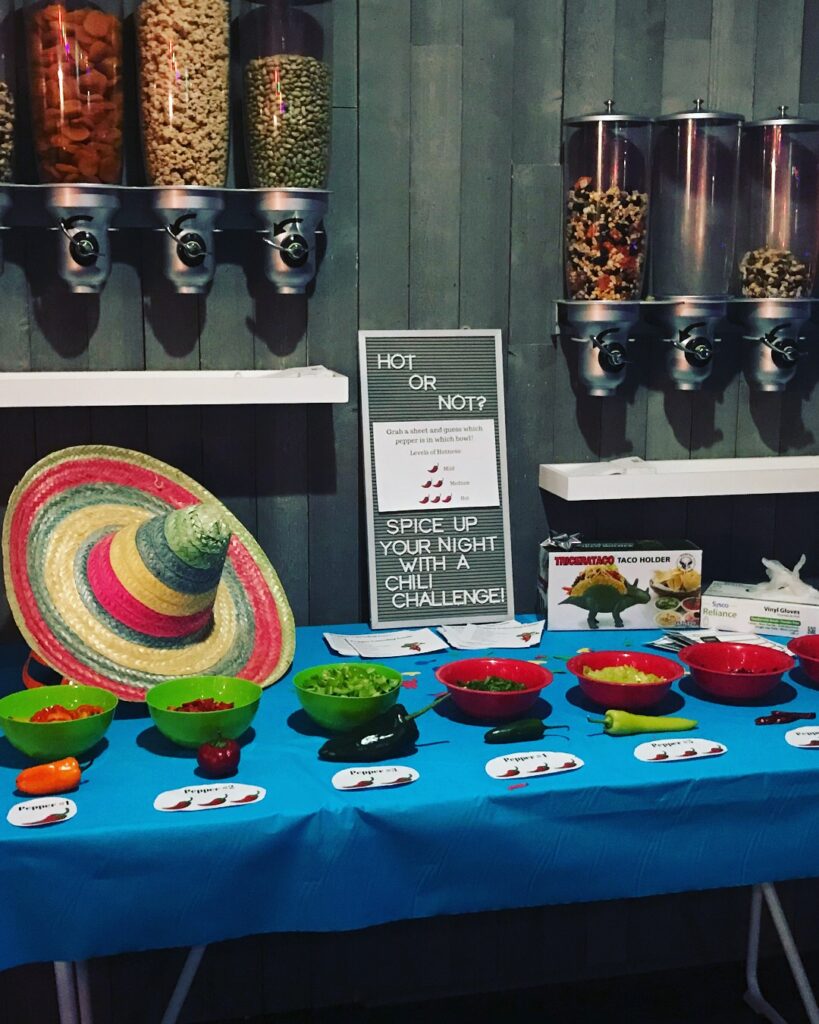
{"left": 557, "top": 102, "right": 651, "bottom": 396}
{"left": 732, "top": 108, "right": 819, "bottom": 391}
{"left": 242, "top": 0, "right": 331, "bottom": 293}
{"left": 645, "top": 101, "right": 743, "bottom": 390}
{"left": 152, "top": 189, "right": 223, "bottom": 295}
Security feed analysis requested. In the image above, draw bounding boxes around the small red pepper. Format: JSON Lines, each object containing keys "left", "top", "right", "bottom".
{"left": 196, "top": 738, "right": 240, "bottom": 778}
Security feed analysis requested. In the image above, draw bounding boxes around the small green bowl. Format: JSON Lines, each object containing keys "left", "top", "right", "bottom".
{"left": 146, "top": 676, "right": 261, "bottom": 749}
{"left": 0, "top": 684, "right": 118, "bottom": 760}
{"left": 294, "top": 663, "right": 402, "bottom": 732}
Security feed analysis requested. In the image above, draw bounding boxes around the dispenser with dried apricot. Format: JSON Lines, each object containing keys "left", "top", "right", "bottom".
{"left": 25, "top": 0, "right": 123, "bottom": 185}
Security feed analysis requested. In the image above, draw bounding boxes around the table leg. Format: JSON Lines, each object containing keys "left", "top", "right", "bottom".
{"left": 159, "top": 945, "right": 207, "bottom": 1024}
{"left": 744, "top": 882, "right": 819, "bottom": 1024}
{"left": 75, "top": 960, "right": 94, "bottom": 1024}
{"left": 53, "top": 961, "right": 79, "bottom": 1024}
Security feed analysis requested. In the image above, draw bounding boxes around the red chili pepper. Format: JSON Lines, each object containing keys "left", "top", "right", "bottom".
{"left": 199, "top": 795, "right": 228, "bottom": 807}
{"left": 230, "top": 791, "right": 260, "bottom": 803}
{"left": 387, "top": 775, "right": 414, "bottom": 785}
{"left": 162, "top": 798, "right": 193, "bottom": 811}
{"left": 499, "top": 768, "right": 520, "bottom": 777}
{"left": 561, "top": 760, "right": 577, "bottom": 769}
{"left": 530, "top": 764, "right": 549, "bottom": 773}
{"left": 650, "top": 753, "right": 669, "bottom": 761}
{"left": 196, "top": 738, "right": 240, "bottom": 778}
{"left": 30, "top": 810, "right": 70, "bottom": 825}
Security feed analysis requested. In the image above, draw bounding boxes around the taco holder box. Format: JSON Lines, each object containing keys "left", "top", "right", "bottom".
{"left": 538, "top": 539, "right": 703, "bottom": 631}
{"left": 700, "top": 581, "right": 819, "bottom": 638}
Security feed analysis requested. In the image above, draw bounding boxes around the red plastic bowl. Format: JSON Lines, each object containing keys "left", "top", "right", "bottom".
{"left": 679, "top": 642, "right": 794, "bottom": 700}
{"left": 434, "top": 657, "right": 553, "bottom": 721}
{"left": 787, "top": 635, "right": 819, "bottom": 683}
{"left": 565, "top": 650, "right": 683, "bottom": 710}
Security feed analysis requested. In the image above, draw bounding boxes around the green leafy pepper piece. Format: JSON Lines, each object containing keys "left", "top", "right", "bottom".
{"left": 587, "top": 709, "right": 698, "bottom": 736}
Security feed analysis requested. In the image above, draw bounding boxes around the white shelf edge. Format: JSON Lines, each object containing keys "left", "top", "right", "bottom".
{"left": 539, "top": 456, "right": 819, "bottom": 501}
{"left": 0, "top": 367, "right": 349, "bottom": 408}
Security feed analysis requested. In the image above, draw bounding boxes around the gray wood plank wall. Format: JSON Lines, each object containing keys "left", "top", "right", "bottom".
{"left": 5, "top": 1, "right": 819, "bottom": 1020}
{"left": 2, "top": 0, "right": 818, "bottom": 638}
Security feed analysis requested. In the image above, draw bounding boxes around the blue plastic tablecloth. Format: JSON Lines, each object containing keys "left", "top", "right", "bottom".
{"left": 2, "top": 625, "right": 819, "bottom": 970}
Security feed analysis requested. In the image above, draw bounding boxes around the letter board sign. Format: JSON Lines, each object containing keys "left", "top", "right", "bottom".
{"left": 359, "top": 329, "right": 514, "bottom": 628}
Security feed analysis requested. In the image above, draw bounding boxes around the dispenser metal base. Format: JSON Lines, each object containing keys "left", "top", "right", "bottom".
{"left": 556, "top": 300, "right": 640, "bottom": 396}
{"left": 46, "top": 185, "right": 119, "bottom": 294}
{"left": 732, "top": 297, "right": 814, "bottom": 392}
{"left": 152, "top": 187, "right": 224, "bottom": 295}
{"left": 255, "top": 188, "right": 329, "bottom": 294}
{"left": 643, "top": 297, "right": 726, "bottom": 391}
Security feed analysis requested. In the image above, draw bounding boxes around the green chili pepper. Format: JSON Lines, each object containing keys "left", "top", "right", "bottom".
{"left": 483, "top": 719, "right": 569, "bottom": 744}
{"left": 587, "top": 709, "right": 698, "bottom": 737}
{"left": 318, "top": 695, "right": 449, "bottom": 763}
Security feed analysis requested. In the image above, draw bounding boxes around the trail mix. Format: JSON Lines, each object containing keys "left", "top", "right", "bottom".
{"left": 739, "top": 246, "right": 811, "bottom": 298}
{"left": 565, "top": 176, "right": 647, "bottom": 300}
{"left": 137, "top": 0, "right": 229, "bottom": 186}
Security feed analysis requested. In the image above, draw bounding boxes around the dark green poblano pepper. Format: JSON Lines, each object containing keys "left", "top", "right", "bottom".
{"left": 318, "top": 695, "right": 449, "bottom": 763}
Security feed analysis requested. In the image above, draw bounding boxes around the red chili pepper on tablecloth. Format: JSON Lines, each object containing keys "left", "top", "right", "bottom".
{"left": 755, "top": 710, "right": 817, "bottom": 726}
{"left": 198, "top": 795, "right": 229, "bottom": 807}
{"left": 230, "top": 792, "right": 261, "bottom": 804}
{"left": 162, "top": 798, "right": 193, "bottom": 811}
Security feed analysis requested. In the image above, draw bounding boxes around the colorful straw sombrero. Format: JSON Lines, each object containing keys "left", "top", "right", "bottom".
{"left": 2, "top": 446, "right": 296, "bottom": 701}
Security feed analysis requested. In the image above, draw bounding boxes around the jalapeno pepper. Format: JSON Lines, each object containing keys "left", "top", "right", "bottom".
{"left": 317, "top": 694, "right": 449, "bottom": 763}
{"left": 484, "top": 719, "right": 569, "bottom": 744}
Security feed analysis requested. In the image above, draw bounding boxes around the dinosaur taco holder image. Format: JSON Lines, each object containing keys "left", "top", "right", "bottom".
{"left": 538, "top": 540, "right": 702, "bottom": 631}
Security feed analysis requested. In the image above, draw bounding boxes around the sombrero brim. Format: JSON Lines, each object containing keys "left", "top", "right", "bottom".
{"left": 2, "top": 446, "right": 296, "bottom": 701}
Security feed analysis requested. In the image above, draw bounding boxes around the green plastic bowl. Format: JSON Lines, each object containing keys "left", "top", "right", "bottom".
{"left": 146, "top": 676, "right": 262, "bottom": 749}
{"left": 294, "top": 663, "right": 402, "bottom": 732}
{"left": 0, "top": 684, "right": 118, "bottom": 760}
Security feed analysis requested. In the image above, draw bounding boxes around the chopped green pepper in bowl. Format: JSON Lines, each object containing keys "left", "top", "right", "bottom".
{"left": 294, "top": 662, "right": 403, "bottom": 732}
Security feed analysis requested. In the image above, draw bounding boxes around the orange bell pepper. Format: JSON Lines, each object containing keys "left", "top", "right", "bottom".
{"left": 16, "top": 757, "right": 81, "bottom": 796}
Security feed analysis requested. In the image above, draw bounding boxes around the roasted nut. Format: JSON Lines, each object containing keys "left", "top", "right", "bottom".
{"left": 565, "top": 177, "right": 648, "bottom": 300}
{"left": 244, "top": 54, "right": 331, "bottom": 189}
{"left": 137, "top": 0, "right": 229, "bottom": 187}
{"left": 739, "top": 246, "right": 810, "bottom": 298}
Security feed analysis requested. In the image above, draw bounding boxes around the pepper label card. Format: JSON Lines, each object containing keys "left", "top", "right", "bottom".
{"left": 634, "top": 738, "right": 727, "bottom": 762}
{"left": 7, "top": 797, "right": 77, "bottom": 828}
{"left": 360, "top": 330, "right": 513, "bottom": 628}
{"left": 332, "top": 766, "right": 419, "bottom": 790}
{"left": 154, "top": 783, "right": 266, "bottom": 812}
{"left": 485, "top": 751, "right": 583, "bottom": 779}
{"left": 785, "top": 726, "right": 819, "bottom": 749}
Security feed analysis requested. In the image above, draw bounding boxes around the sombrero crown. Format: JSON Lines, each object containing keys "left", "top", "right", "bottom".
{"left": 85, "top": 503, "right": 230, "bottom": 644}
{"left": 3, "top": 445, "right": 295, "bottom": 701}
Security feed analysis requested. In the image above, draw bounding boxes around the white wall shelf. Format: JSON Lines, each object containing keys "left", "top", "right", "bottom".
{"left": 0, "top": 366, "right": 348, "bottom": 408}
{"left": 539, "top": 456, "right": 819, "bottom": 502}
